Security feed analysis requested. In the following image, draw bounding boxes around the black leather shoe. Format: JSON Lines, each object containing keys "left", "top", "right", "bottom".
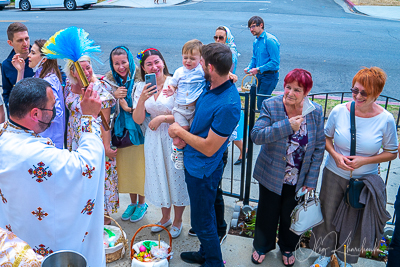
{"left": 181, "top": 251, "right": 206, "bottom": 264}
{"left": 188, "top": 228, "right": 197, "bottom": 237}
{"left": 234, "top": 158, "right": 242, "bottom": 165}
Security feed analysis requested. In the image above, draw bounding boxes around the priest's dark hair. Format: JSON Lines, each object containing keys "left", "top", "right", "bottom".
{"left": 9, "top": 78, "right": 51, "bottom": 119}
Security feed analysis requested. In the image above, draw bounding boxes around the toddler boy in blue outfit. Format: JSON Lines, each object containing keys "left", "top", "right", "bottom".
{"left": 163, "top": 39, "right": 205, "bottom": 169}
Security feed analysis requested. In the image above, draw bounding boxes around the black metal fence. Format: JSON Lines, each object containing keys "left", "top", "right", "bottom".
{"left": 2, "top": 79, "right": 399, "bottom": 220}
{"left": 222, "top": 85, "right": 400, "bottom": 221}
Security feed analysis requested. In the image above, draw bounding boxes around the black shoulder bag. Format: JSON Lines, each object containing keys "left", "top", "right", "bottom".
{"left": 344, "top": 101, "right": 365, "bottom": 209}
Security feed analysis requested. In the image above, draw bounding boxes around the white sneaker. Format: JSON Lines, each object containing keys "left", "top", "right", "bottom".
{"left": 337, "top": 256, "right": 353, "bottom": 267}
{"left": 310, "top": 255, "right": 330, "bottom": 267}
{"left": 174, "top": 150, "right": 185, "bottom": 170}
{"left": 151, "top": 219, "right": 172, "bottom": 233}
{"left": 170, "top": 224, "right": 183, "bottom": 238}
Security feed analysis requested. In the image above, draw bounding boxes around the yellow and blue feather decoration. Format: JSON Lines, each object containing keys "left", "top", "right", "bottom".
{"left": 42, "top": 26, "right": 101, "bottom": 63}
{"left": 42, "top": 26, "right": 110, "bottom": 131}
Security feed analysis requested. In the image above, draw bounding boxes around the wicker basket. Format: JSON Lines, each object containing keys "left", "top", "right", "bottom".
{"left": 130, "top": 224, "right": 172, "bottom": 267}
{"left": 241, "top": 74, "right": 258, "bottom": 92}
{"left": 104, "top": 215, "right": 128, "bottom": 263}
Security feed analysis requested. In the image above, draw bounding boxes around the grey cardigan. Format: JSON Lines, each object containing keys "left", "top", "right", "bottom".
{"left": 332, "top": 173, "right": 391, "bottom": 251}
{"left": 250, "top": 95, "right": 325, "bottom": 195}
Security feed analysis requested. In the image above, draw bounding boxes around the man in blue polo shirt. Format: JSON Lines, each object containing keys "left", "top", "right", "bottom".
{"left": 1, "top": 22, "right": 34, "bottom": 115}
{"left": 244, "top": 15, "right": 280, "bottom": 110}
{"left": 169, "top": 43, "right": 241, "bottom": 267}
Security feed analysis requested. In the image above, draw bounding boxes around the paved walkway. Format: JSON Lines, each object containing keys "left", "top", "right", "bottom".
{"left": 107, "top": 193, "right": 387, "bottom": 266}
{"left": 343, "top": 0, "right": 400, "bottom": 20}
{"left": 95, "top": 0, "right": 189, "bottom": 8}
{"left": 5, "top": 0, "right": 400, "bottom": 20}
{"left": 95, "top": 0, "right": 400, "bottom": 21}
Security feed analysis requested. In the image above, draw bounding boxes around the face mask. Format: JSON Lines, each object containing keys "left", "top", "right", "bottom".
{"left": 32, "top": 57, "right": 44, "bottom": 72}
{"left": 38, "top": 105, "right": 56, "bottom": 130}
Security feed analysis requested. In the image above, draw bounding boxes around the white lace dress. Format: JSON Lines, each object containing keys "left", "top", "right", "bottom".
{"left": 132, "top": 77, "right": 189, "bottom": 208}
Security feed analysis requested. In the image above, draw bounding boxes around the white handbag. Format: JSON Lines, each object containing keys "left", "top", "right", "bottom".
{"left": 289, "top": 190, "right": 324, "bottom": 235}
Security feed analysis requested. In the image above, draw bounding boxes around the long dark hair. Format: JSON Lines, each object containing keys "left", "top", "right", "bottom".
{"left": 139, "top": 48, "right": 170, "bottom": 81}
{"left": 35, "top": 39, "right": 62, "bottom": 82}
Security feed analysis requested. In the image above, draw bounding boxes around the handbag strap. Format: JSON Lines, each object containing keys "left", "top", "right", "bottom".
{"left": 350, "top": 101, "right": 356, "bottom": 178}
{"left": 350, "top": 101, "right": 356, "bottom": 156}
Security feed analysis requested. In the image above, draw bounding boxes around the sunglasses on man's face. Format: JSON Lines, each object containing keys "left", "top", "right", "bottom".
{"left": 214, "top": 36, "right": 225, "bottom": 41}
{"left": 350, "top": 88, "right": 368, "bottom": 97}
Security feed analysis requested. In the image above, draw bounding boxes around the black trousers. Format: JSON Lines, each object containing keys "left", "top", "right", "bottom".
{"left": 253, "top": 183, "right": 300, "bottom": 253}
{"left": 214, "top": 149, "right": 228, "bottom": 237}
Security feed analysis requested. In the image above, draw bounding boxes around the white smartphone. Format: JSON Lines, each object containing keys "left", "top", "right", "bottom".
{"left": 302, "top": 97, "right": 316, "bottom": 117}
{"left": 145, "top": 73, "right": 157, "bottom": 94}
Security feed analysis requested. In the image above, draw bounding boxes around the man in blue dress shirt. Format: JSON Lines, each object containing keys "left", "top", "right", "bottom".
{"left": 244, "top": 15, "right": 280, "bottom": 110}
{"left": 1, "top": 22, "right": 34, "bottom": 115}
{"left": 169, "top": 43, "right": 241, "bottom": 267}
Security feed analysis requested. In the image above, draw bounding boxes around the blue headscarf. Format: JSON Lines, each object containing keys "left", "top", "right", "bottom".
{"left": 110, "top": 46, "right": 144, "bottom": 145}
{"left": 222, "top": 26, "right": 239, "bottom": 74}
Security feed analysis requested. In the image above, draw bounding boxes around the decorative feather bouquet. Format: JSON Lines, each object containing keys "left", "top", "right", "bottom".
{"left": 42, "top": 27, "right": 109, "bottom": 130}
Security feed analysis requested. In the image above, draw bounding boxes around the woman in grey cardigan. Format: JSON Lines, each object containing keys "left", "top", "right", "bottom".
{"left": 250, "top": 69, "right": 325, "bottom": 266}
{"left": 310, "top": 67, "right": 398, "bottom": 267}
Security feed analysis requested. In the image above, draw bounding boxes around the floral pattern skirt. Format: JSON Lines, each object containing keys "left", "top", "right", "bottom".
{"left": 104, "top": 157, "right": 119, "bottom": 214}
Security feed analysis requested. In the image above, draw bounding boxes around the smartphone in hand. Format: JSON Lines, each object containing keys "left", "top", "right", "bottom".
{"left": 145, "top": 73, "right": 157, "bottom": 94}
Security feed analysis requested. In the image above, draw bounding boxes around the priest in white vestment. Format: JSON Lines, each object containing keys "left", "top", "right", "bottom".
{"left": 0, "top": 78, "right": 106, "bottom": 267}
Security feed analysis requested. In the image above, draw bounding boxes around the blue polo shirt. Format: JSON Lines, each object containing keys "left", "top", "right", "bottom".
{"left": 184, "top": 80, "right": 241, "bottom": 179}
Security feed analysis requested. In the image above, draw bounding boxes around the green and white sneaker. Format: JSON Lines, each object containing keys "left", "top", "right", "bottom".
{"left": 130, "top": 203, "right": 148, "bottom": 222}
{"left": 121, "top": 203, "right": 137, "bottom": 221}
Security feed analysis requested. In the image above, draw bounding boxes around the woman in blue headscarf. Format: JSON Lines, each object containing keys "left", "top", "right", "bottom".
{"left": 104, "top": 46, "right": 148, "bottom": 223}
{"left": 214, "top": 26, "right": 239, "bottom": 73}
{"left": 214, "top": 26, "right": 246, "bottom": 164}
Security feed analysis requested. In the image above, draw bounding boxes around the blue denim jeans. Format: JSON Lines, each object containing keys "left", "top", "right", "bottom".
{"left": 256, "top": 72, "right": 279, "bottom": 110}
{"left": 185, "top": 161, "right": 224, "bottom": 267}
{"left": 388, "top": 186, "right": 400, "bottom": 266}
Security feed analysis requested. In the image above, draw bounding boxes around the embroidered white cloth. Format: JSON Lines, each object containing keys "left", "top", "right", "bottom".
{"left": 0, "top": 116, "right": 106, "bottom": 267}
{"left": 0, "top": 227, "right": 43, "bottom": 266}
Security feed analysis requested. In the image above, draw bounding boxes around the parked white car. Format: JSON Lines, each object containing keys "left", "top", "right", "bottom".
{"left": 15, "top": 0, "right": 96, "bottom": 11}
{"left": 0, "top": 0, "right": 10, "bottom": 10}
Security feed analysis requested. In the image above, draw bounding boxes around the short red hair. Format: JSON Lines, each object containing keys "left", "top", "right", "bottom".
{"left": 284, "top": 69, "right": 313, "bottom": 94}
{"left": 352, "top": 67, "right": 386, "bottom": 99}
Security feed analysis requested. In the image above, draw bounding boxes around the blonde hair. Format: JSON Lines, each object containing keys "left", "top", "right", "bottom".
{"left": 64, "top": 55, "right": 93, "bottom": 85}
{"left": 182, "top": 39, "right": 203, "bottom": 55}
